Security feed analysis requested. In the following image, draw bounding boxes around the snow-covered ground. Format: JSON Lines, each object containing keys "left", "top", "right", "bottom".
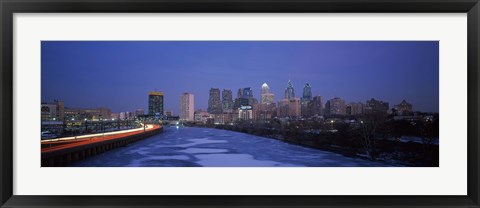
{"left": 72, "top": 127, "right": 395, "bottom": 167}
{"left": 397, "top": 136, "right": 439, "bottom": 145}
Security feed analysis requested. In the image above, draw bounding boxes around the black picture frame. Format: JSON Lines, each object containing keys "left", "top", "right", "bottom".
{"left": 1, "top": 0, "right": 479, "bottom": 207}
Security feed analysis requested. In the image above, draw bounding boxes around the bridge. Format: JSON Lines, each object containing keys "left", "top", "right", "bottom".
{"left": 41, "top": 124, "right": 163, "bottom": 167}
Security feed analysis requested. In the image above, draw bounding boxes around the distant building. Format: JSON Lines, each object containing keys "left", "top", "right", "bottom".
{"left": 365, "top": 98, "right": 389, "bottom": 114}
{"left": 208, "top": 88, "right": 222, "bottom": 114}
{"left": 309, "top": 95, "right": 323, "bottom": 116}
{"left": 243, "top": 87, "right": 253, "bottom": 98}
{"left": 258, "top": 102, "right": 277, "bottom": 121}
{"left": 394, "top": 100, "right": 413, "bottom": 115}
{"left": 284, "top": 80, "right": 295, "bottom": 99}
{"left": 194, "top": 109, "right": 212, "bottom": 124}
{"left": 180, "top": 92, "right": 194, "bottom": 121}
{"left": 302, "top": 83, "right": 312, "bottom": 100}
{"left": 111, "top": 113, "right": 119, "bottom": 120}
{"left": 261, "top": 83, "right": 275, "bottom": 105}
{"left": 164, "top": 110, "right": 173, "bottom": 117}
{"left": 213, "top": 112, "right": 235, "bottom": 125}
{"left": 127, "top": 111, "right": 135, "bottom": 120}
{"left": 119, "top": 112, "right": 126, "bottom": 120}
{"left": 41, "top": 99, "right": 65, "bottom": 121}
{"left": 148, "top": 91, "right": 164, "bottom": 116}
{"left": 134, "top": 109, "right": 145, "bottom": 117}
{"left": 277, "top": 99, "right": 290, "bottom": 118}
{"left": 238, "top": 105, "right": 254, "bottom": 120}
{"left": 64, "top": 107, "right": 112, "bottom": 121}
{"left": 232, "top": 87, "right": 259, "bottom": 120}
{"left": 325, "top": 97, "right": 346, "bottom": 116}
{"left": 301, "top": 83, "right": 313, "bottom": 118}
{"left": 258, "top": 83, "right": 276, "bottom": 120}
{"left": 346, "top": 102, "right": 365, "bottom": 116}
{"left": 288, "top": 98, "right": 301, "bottom": 118}
{"left": 237, "top": 88, "right": 243, "bottom": 98}
{"left": 222, "top": 89, "right": 234, "bottom": 113}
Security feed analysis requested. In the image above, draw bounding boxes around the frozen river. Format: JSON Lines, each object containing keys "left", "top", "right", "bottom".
{"left": 72, "top": 126, "right": 391, "bottom": 167}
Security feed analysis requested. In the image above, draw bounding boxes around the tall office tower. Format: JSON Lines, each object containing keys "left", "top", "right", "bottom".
{"left": 260, "top": 83, "right": 275, "bottom": 105}
{"left": 302, "top": 83, "right": 312, "bottom": 100}
{"left": 148, "top": 91, "right": 164, "bottom": 116}
{"left": 208, "top": 88, "right": 223, "bottom": 114}
{"left": 310, "top": 95, "right": 323, "bottom": 116}
{"left": 54, "top": 99, "right": 65, "bottom": 120}
{"left": 326, "top": 97, "right": 346, "bottom": 116}
{"left": 284, "top": 80, "right": 295, "bottom": 99}
{"left": 258, "top": 83, "right": 276, "bottom": 120}
{"left": 300, "top": 83, "right": 313, "bottom": 117}
{"left": 237, "top": 88, "right": 243, "bottom": 98}
{"left": 277, "top": 99, "right": 290, "bottom": 118}
{"left": 222, "top": 89, "right": 234, "bottom": 112}
{"left": 288, "top": 97, "right": 301, "bottom": 118}
{"left": 180, "top": 92, "right": 194, "bottom": 121}
{"left": 243, "top": 87, "right": 253, "bottom": 98}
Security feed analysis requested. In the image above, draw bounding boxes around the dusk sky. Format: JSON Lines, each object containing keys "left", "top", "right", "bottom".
{"left": 41, "top": 41, "right": 439, "bottom": 114}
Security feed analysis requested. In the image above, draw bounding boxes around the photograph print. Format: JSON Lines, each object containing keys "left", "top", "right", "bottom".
{"left": 40, "top": 41, "right": 439, "bottom": 167}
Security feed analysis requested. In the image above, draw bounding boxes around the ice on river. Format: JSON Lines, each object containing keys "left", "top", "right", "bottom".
{"left": 72, "top": 126, "right": 393, "bottom": 167}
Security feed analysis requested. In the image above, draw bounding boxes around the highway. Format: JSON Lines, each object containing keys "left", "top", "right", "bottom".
{"left": 41, "top": 124, "right": 160, "bottom": 153}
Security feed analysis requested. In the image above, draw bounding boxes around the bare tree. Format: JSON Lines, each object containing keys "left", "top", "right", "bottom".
{"left": 358, "top": 112, "right": 386, "bottom": 160}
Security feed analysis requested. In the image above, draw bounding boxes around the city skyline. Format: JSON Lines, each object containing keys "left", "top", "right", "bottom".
{"left": 42, "top": 41, "right": 439, "bottom": 114}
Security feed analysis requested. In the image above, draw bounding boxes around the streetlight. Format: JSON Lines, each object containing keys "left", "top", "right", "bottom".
{"left": 84, "top": 118, "right": 88, "bottom": 134}
{"left": 71, "top": 118, "right": 75, "bottom": 136}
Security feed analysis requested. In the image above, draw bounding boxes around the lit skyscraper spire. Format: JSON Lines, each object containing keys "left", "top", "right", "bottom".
{"left": 261, "top": 83, "right": 270, "bottom": 94}
{"left": 261, "top": 83, "right": 274, "bottom": 105}
{"left": 302, "top": 83, "right": 312, "bottom": 101}
{"left": 284, "top": 80, "right": 295, "bottom": 99}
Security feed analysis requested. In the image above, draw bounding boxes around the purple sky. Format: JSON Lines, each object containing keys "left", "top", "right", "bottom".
{"left": 41, "top": 41, "right": 439, "bottom": 114}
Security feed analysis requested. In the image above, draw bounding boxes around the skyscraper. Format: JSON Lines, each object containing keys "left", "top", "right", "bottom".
{"left": 222, "top": 89, "right": 234, "bottom": 112}
{"left": 284, "top": 80, "right": 295, "bottom": 99}
{"left": 260, "top": 83, "right": 275, "bottom": 105}
{"left": 302, "top": 83, "right": 312, "bottom": 100}
{"left": 310, "top": 95, "right": 323, "bottom": 116}
{"left": 148, "top": 91, "right": 164, "bottom": 116}
{"left": 301, "top": 83, "right": 313, "bottom": 118}
{"left": 243, "top": 87, "right": 253, "bottom": 98}
{"left": 288, "top": 98, "right": 301, "bottom": 117}
{"left": 237, "top": 88, "right": 243, "bottom": 98}
{"left": 277, "top": 99, "right": 290, "bottom": 118}
{"left": 208, "top": 88, "right": 222, "bottom": 114}
{"left": 325, "top": 97, "right": 346, "bottom": 116}
{"left": 180, "top": 92, "right": 194, "bottom": 121}
{"left": 259, "top": 83, "right": 276, "bottom": 120}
